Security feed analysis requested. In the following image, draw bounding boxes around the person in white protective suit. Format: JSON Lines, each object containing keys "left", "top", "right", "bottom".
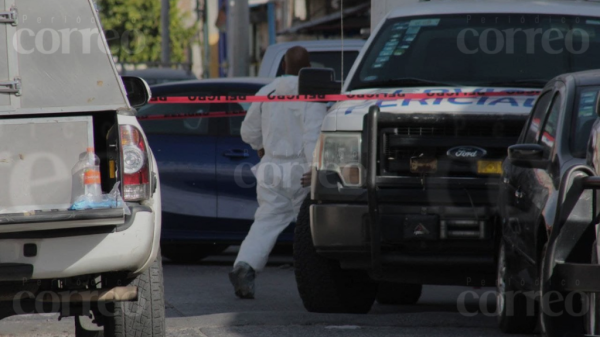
{"left": 229, "top": 46, "right": 328, "bottom": 299}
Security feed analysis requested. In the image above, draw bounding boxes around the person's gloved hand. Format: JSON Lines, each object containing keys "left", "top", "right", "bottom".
{"left": 257, "top": 149, "right": 265, "bottom": 158}
{"left": 301, "top": 171, "right": 312, "bottom": 188}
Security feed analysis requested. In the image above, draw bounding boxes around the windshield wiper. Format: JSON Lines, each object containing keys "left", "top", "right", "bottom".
{"left": 352, "top": 77, "right": 462, "bottom": 90}
{"left": 485, "top": 79, "right": 548, "bottom": 88}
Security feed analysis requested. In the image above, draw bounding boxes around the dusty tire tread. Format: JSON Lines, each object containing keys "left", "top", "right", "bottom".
{"left": 104, "top": 254, "right": 165, "bottom": 337}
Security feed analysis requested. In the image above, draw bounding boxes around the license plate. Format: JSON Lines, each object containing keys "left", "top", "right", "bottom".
{"left": 410, "top": 157, "right": 438, "bottom": 174}
{"left": 477, "top": 160, "right": 503, "bottom": 175}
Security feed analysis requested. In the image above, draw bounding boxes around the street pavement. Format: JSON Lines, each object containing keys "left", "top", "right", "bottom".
{"left": 0, "top": 247, "right": 535, "bottom": 337}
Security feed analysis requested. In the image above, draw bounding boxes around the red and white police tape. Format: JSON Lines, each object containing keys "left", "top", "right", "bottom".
{"left": 138, "top": 90, "right": 541, "bottom": 121}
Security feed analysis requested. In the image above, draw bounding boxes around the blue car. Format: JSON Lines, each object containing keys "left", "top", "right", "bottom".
{"left": 137, "top": 78, "right": 294, "bottom": 263}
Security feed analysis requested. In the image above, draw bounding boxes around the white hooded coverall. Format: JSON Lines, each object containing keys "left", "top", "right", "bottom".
{"left": 236, "top": 76, "right": 328, "bottom": 272}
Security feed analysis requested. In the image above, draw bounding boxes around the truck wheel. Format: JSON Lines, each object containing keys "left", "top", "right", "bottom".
{"left": 293, "top": 195, "right": 377, "bottom": 314}
{"left": 103, "top": 254, "right": 166, "bottom": 337}
{"left": 497, "top": 241, "right": 537, "bottom": 334}
{"left": 376, "top": 282, "right": 422, "bottom": 305}
{"left": 161, "top": 244, "right": 228, "bottom": 263}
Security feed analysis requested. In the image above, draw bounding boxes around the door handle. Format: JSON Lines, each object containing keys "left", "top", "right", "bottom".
{"left": 223, "top": 149, "right": 249, "bottom": 158}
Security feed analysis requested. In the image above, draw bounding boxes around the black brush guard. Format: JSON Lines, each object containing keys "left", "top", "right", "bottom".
{"left": 365, "top": 106, "right": 495, "bottom": 281}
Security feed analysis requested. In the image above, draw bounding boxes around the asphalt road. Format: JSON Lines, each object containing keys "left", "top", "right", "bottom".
{"left": 0, "top": 247, "right": 535, "bottom": 337}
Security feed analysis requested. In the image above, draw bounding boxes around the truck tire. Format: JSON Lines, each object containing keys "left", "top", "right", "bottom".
{"left": 161, "top": 244, "right": 228, "bottom": 263}
{"left": 376, "top": 282, "right": 422, "bottom": 305}
{"left": 497, "top": 241, "right": 536, "bottom": 334}
{"left": 104, "top": 254, "right": 166, "bottom": 337}
{"left": 293, "top": 195, "right": 377, "bottom": 314}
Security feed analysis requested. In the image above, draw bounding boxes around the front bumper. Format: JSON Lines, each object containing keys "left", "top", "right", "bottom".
{"left": 310, "top": 203, "right": 496, "bottom": 285}
{"left": 311, "top": 203, "right": 495, "bottom": 252}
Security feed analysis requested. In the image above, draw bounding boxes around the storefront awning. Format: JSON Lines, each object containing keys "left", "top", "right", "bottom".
{"left": 277, "top": 3, "right": 370, "bottom": 35}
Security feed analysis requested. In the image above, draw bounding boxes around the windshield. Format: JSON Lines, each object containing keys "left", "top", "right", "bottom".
{"left": 349, "top": 14, "right": 600, "bottom": 91}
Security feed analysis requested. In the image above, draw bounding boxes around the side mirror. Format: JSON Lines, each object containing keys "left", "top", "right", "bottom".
{"left": 508, "top": 144, "right": 550, "bottom": 169}
{"left": 298, "top": 68, "right": 341, "bottom": 96}
{"left": 121, "top": 76, "right": 151, "bottom": 108}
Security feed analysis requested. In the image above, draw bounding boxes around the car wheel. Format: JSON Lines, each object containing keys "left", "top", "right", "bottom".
{"left": 376, "top": 282, "right": 422, "bottom": 305}
{"left": 161, "top": 244, "right": 229, "bottom": 263}
{"left": 497, "top": 240, "right": 537, "bottom": 334}
{"left": 586, "top": 243, "right": 600, "bottom": 335}
{"left": 293, "top": 195, "right": 378, "bottom": 314}
{"left": 103, "top": 253, "right": 166, "bottom": 337}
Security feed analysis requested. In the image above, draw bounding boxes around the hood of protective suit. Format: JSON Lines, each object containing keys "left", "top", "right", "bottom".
{"left": 272, "top": 76, "right": 299, "bottom": 96}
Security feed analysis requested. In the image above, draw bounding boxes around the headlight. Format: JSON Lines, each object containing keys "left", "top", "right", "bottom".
{"left": 316, "top": 132, "right": 362, "bottom": 187}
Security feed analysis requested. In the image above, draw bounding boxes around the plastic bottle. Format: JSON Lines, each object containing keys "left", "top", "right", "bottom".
{"left": 83, "top": 148, "right": 102, "bottom": 203}
{"left": 71, "top": 148, "right": 102, "bottom": 204}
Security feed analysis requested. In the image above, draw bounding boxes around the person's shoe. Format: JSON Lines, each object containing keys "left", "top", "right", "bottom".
{"left": 229, "top": 261, "right": 256, "bottom": 299}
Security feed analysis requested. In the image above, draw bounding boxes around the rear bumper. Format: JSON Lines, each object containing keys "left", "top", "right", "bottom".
{"left": 0, "top": 207, "right": 156, "bottom": 280}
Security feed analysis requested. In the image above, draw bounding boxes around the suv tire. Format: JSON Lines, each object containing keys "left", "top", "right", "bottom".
{"left": 497, "top": 241, "right": 537, "bottom": 334}
{"left": 104, "top": 253, "right": 166, "bottom": 337}
{"left": 293, "top": 195, "right": 377, "bottom": 314}
{"left": 376, "top": 282, "right": 422, "bottom": 305}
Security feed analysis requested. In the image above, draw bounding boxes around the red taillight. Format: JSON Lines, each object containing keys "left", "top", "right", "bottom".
{"left": 120, "top": 125, "right": 151, "bottom": 201}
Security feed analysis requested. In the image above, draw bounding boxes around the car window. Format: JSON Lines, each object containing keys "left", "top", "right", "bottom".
{"left": 524, "top": 92, "right": 552, "bottom": 143}
{"left": 225, "top": 90, "right": 263, "bottom": 136}
{"left": 276, "top": 51, "right": 359, "bottom": 81}
{"left": 571, "top": 87, "right": 600, "bottom": 158}
{"left": 137, "top": 93, "right": 214, "bottom": 135}
{"left": 539, "top": 94, "right": 562, "bottom": 156}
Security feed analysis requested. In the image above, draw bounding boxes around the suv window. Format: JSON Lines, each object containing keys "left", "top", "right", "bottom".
{"left": 349, "top": 14, "right": 600, "bottom": 90}
{"left": 276, "top": 51, "right": 359, "bottom": 81}
{"left": 524, "top": 92, "right": 552, "bottom": 143}
{"left": 540, "top": 94, "right": 562, "bottom": 155}
{"left": 572, "top": 87, "right": 600, "bottom": 158}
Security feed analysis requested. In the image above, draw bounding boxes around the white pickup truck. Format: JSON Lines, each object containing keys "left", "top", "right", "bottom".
{"left": 0, "top": 0, "right": 163, "bottom": 336}
{"left": 293, "top": 0, "right": 600, "bottom": 322}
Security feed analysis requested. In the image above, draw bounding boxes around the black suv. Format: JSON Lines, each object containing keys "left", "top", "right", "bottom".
{"left": 498, "top": 70, "right": 600, "bottom": 337}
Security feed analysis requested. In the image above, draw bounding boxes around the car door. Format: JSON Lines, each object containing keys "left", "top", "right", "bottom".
{"left": 502, "top": 91, "right": 553, "bottom": 275}
{"left": 215, "top": 88, "right": 261, "bottom": 229}
{"left": 137, "top": 88, "right": 219, "bottom": 232}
